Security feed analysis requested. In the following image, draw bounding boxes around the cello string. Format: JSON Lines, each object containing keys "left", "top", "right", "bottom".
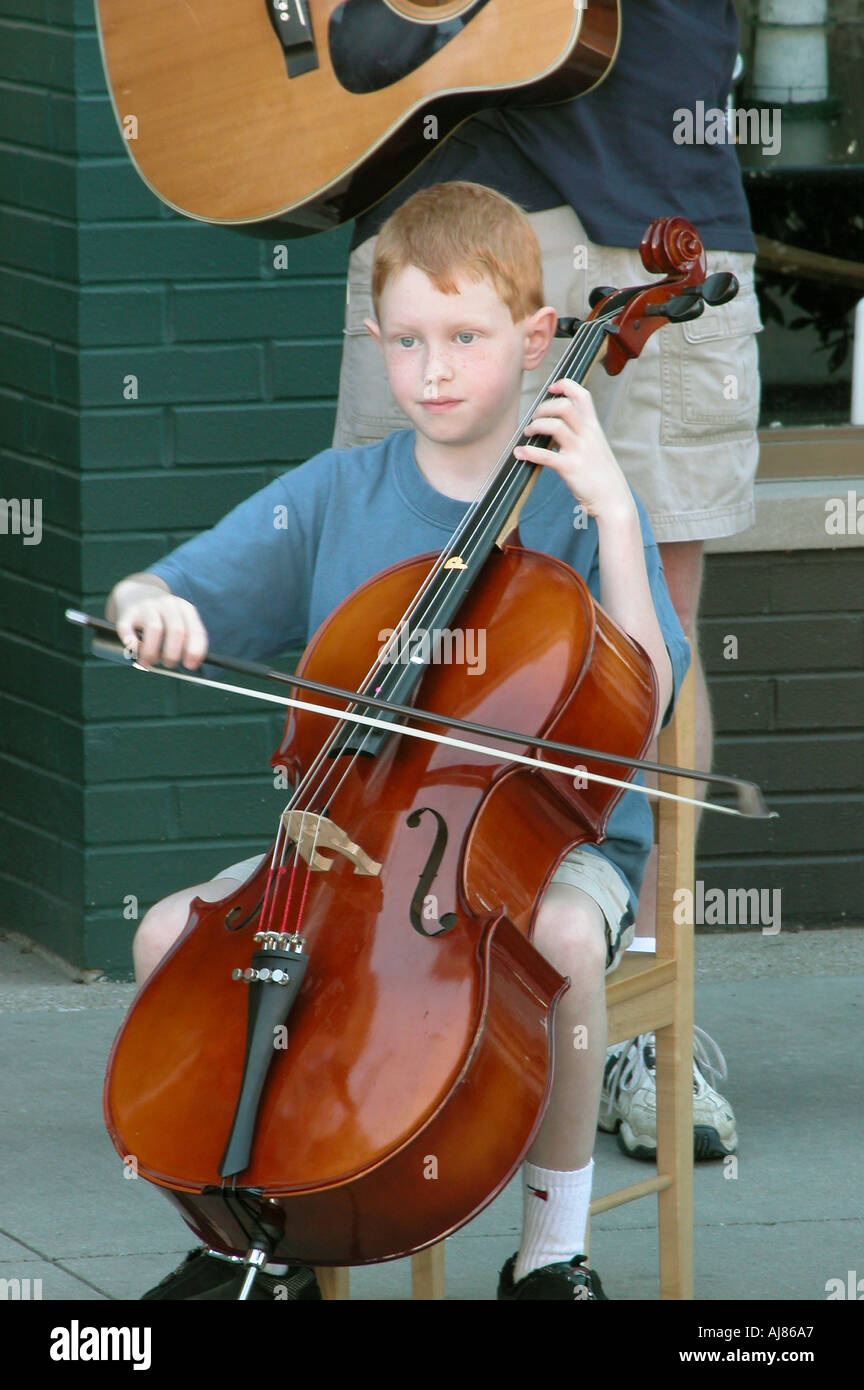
{"left": 277, "top": 818, "right": 306, "bottom": 934}
{"left": 259, "top": 825, "right": 285, "bottom": 932}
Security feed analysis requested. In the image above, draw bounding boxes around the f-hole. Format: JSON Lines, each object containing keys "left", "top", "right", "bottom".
{"left": 225, "top": 895, "right": 264, "bottom": 932}
{"left": 406, "top": 806, "right": 459, "bottom": 938}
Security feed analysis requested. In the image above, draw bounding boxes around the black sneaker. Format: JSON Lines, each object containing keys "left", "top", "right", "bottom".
{"left": 192, "top": 1263, "right": 321, "bottom": 1301}
{"left": 497, "top": 1253, "right": 608, "bottom": 1300}
{"left": 141, "top": 1248, "right": 241, "bottom": 1300}
{"left": 141, "top": 1246, "right": 321, "bottom": 1301}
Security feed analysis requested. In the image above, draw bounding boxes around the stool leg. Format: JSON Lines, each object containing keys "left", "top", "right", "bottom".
{"left": 411, "top": 1243, "right": 445, "bottom": 1299}
{"left": 315, "top": 1267, "right": 350, "bottom": 1300}
{"left": 655, "top": 1019, "right": 694, "bottom": 1299}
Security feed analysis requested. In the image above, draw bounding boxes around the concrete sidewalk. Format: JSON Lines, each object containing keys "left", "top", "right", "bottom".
{"left": 1, "top": 927, "right": 862, "bottom": 1302}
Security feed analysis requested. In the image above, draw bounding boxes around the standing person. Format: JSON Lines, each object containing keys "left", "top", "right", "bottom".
{"left": 333, "top": 0, "right": 757, "bottom": 1162}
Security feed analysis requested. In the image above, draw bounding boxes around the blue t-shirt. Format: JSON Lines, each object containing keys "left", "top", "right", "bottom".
{"left": 149, "top": 429, "right": 690, "bottom": 922}
{"left": 353, "top": 0, "right": 754, "bottom": 253}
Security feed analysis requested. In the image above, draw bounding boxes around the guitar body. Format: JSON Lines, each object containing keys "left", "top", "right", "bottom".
{"left": 94, "top": 0, "right": 620, "bottom": 234}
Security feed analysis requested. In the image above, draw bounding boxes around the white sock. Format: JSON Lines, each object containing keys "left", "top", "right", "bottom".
{"left": 263, "top": 1261, "right": 289, "bottom": 1275}
{"left": 513, "top": 1159, "right": 594, "bottom": 1284}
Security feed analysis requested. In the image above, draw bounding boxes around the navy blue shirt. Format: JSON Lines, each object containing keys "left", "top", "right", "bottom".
{"left": 149, "top": 429, "right": 691, "bottom": 922}
{"left": 354, "top": 0, "right": 754, "bottom": 253}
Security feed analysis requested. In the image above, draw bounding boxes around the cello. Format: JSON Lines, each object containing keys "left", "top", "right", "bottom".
{"left": 75, "top": 219, "right": 761, "bottom": 1290}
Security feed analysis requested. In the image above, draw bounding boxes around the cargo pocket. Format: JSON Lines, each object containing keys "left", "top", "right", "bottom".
{"left": 660, "top": 261, "right": 763, "bottom": 445}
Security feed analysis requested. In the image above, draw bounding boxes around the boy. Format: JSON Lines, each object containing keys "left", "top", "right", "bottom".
{"left": 109, "top": 182, "right": 690, "bottom": 1302}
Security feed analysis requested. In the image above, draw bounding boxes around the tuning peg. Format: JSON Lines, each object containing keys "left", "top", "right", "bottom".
{"left": 588, "top": 285, "right": 618, "bottom": 308}
{"left": 700, "top": 272, "right": 739, "bottom": 306}
{"left": 555, "top": 316, "right": 582, "bottom": 338}
{"left": 644, "top": 292, "right": 705, "bottom": 322}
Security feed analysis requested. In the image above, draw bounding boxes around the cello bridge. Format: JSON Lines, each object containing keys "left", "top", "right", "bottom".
{"left": 281, "top": 810, "right": 381, "bottom": 875}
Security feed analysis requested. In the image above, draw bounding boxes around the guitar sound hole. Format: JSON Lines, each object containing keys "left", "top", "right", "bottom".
{"left": 386, "top": 1, "right": 479, "bottom": 22}
{"left": 330, "top": 0, "right": 493, "bottom": 96}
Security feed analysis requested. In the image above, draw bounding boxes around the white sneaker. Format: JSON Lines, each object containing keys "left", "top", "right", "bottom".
{"left": 598, "top": 1026, "right": 738, "bottom": 1161}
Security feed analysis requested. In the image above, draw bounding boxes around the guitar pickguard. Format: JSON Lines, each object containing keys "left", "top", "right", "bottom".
{"left": 329, "top": 0, "right": 493, "bottom": 95}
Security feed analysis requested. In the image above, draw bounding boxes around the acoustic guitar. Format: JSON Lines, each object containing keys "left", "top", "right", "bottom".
{"left": 94, "top": 0, "right": 620, "bottom": 236}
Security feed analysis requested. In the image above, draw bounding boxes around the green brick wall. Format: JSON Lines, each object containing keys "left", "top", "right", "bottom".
{"left": 0, "top": 5, "right": 350, "bottom": 973}
{"left": 698, "top": 550, "right": 863, "bottom": 923}
{"left": 1, "top": 11, "right": 860, "bottom": 978}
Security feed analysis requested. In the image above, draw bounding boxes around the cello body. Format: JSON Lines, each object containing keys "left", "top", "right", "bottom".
{"left": 104, "top": 542, "right": 656, "bottom": 1264}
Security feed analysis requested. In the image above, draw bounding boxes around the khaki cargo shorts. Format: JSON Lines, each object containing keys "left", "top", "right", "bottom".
{"left": 216, "top": 842, "right": 634, "bottom": 977}
{"left": 332, "top": 205, "right": 763, "bottom": 543}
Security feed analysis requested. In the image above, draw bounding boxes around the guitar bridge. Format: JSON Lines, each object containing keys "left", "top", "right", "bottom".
{"left": 266, "top": 0, "right": 318, "bottom": 78}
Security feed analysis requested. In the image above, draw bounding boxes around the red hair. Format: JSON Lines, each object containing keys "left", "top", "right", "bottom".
{"left": 371, "top": 181, "right": 544, "bottom": 323}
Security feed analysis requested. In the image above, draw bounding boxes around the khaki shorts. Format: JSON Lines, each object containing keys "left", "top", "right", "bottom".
{"left": 216, "top": 843, "right": 633, "bottom": 978}
{"left": 332, "top": 206, "right": 763, "bottom": 543}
